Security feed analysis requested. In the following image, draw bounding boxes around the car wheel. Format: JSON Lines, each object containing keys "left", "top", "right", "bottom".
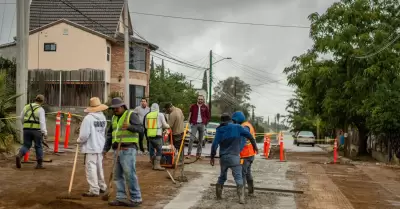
{"left": 312, "top": 143, "right": 315, "bottom": 147}
{"left": 202, "top": 141, "right": 206, "bottom": 147}
{"left": 297, "top": 143, "right": 300, "bottom": 146}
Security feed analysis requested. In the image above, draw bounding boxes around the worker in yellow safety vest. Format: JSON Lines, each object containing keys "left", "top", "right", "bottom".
{"left": 102, "top": 97, "right": 143, "bottom": 207}
{"left": 232, "top": 111, "right": 258, "bottom": 196}
{"left": 16, "top": 94, "right": 48, "bottom": 169}
{"left": 143, "top": 103, "right": 170, "bottom": 171}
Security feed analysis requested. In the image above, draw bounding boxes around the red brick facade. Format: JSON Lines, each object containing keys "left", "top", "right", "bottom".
{"left": 110, "top": 43, "right": 150, "bottom": 99}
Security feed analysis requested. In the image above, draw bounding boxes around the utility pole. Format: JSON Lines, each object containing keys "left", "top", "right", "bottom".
{"left": 189, "top": 80, "right": 193, "bottom": 88}
{"left": 208, "top": 50, "right": 212, "bottom": 115}
{"left": 16, "top": 0, "right": 29, "bottom": 141}
{"left": 123, "top": 0, "right": 130, "bottom": 108}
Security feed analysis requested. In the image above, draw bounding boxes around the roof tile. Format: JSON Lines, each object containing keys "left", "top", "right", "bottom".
{"left": 30, "top": 0, "right": 124, "bottom": 37}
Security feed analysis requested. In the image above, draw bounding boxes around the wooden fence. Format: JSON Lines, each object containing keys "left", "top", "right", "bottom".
{"left": 28, "top": 69, "right": 105, "bottom": 107}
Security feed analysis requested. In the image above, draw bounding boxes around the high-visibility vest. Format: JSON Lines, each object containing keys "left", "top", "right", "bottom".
{"left": 240, "top": 121, "right": 256, "bottom": 158}
{"left": 111, "top": 110, "right": 139, "bottom": 144}
{"left": 146, "top": 111, "right": 159, "bottom": 137}
{"left": 23, "top": 103, "right": 41, "bottom": 129}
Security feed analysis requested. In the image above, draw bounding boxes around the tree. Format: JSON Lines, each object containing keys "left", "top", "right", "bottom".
{"left": 213, "top": 76, "right": 252, "bottom": 116}
{"left": 0, "top": 57, "right": 21, "bottom": 154}
{"left": 284, "top": 0, "right": 400, "bottom": 156}
{"left": 202, "top": 70, "right": 207, "bottom": 91}
{"left": 149, "top": 65, "right": 198, "bottom": 116}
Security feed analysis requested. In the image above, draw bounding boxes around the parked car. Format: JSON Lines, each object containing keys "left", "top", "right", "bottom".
{"left": 183, "top": 121, "right": 206, "bottom": 147}
{"left": 296, "top": 131, "right": 315, "bottom": 146}
{"left": 205, "top": 122, "right": 219, "bottom": 143}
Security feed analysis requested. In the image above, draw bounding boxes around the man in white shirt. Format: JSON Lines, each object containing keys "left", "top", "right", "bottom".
{"left": 16, "top": 94, "right": 48, "bottom": 169}
{"left": 77, "top": 97, "right": 108, "bottom": 197}
{"left": 133, "top": 98, "right": 150, "bottom": 155}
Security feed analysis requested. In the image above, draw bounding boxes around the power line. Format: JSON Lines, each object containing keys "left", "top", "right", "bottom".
{"left": 130, "top": 11, "right": 310, "bottom": 29}
{"left": 55, "top": 0, "right": 207, "bottom": 71}
{"left": 353, "top": 32, "right": 400, "bottom": 59}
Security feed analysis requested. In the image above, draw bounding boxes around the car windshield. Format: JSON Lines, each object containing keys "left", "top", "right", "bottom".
{"left": 207, "top": 123, "right": 219, "bottom": 129}
{"left": 298, "top": 131, "right": 314, "bottom": 137}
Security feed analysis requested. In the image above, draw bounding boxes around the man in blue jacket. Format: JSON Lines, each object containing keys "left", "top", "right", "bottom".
{"left": 210, "top": 113, "right": 258, "bottom": 204}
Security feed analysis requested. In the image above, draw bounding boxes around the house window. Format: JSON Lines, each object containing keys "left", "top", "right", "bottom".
{"left": 107, "top": 46, "right": 110, "bottom": 61}
{"left": 129, "top": 46, "right": 146, "bottom": 72}
{"left": 129, "top": 85, "right": 145, "bottom": 109}
{"left": 44, "top": 43, "right": 56, "bottom": 52}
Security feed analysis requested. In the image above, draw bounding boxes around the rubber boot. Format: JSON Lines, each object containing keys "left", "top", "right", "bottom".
{"left": 15, "top": 153, "right": 22, "bottom": 169}
{"left": 35, "top": 159, "right": 45, "bottom": 169}
{"left": 153, "top": 156, "right": 165, "bottom": 171}
{"left": 237, "top": 185, "right": 245, "bottom": 204}
{"left": 247, "top": 180, "right": 255, "bottom": 196}
{"left": 215, "top": 184, "right": 223, "bottom": 199}
{"left": 151, "top": 156, "right": 155, "bottom": 169}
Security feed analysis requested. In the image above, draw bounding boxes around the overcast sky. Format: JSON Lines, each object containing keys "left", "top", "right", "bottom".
{"left": 0, "top": 0, "right": 337, "bottom": 121}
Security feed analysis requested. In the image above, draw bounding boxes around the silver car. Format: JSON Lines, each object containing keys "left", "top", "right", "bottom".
{"left": 296, "top": 131, "right": 315, "bottom": 147}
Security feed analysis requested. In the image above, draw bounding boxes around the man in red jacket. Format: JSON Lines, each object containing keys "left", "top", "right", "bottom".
{"left": 187, "top": 95, "right": 210, "bottom": 159}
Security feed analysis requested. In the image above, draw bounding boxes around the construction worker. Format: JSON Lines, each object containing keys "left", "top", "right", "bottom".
{"left": 77, "top": 97, "right": 108, "bottom": 197}
{"left": 15, "top": 94, "right": 48, "bottom": 169}
{"left": 210, "top": 113, "right": 258, "bottom": 204}
{"left": 164, "top": 102, "right": 185, "bottom": 165}
{"left": 103, "top": 97, "right": 143, "bottom": 207}
{"left": 232, "top": 111, "right": 259, "bottom": 196}
{"left": 143, "top": 103, "right": 170, "bottom": 171}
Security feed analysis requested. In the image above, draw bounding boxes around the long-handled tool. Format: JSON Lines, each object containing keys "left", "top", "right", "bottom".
{"left": 101, "top": 119, "right": 131, "bottom": 201}
{"left": 101, "top": 139, "right": 122, "bottom": 201}
{"left": 169, "top": 114, "right": 191, "bottom": 182}
{"left": 56, "top": 144, "right": 82, "bottom": 200}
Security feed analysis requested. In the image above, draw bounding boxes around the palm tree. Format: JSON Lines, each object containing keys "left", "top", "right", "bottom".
{"left": 0, "top": 58, "right": 21, "bottom": 154}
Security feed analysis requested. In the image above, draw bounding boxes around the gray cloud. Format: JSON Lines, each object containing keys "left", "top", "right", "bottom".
{"left": 0, "top": 0, "right": 338, "bottom": 120}
{"left": 129, "top": 0, "right": 338, "bottom": 119}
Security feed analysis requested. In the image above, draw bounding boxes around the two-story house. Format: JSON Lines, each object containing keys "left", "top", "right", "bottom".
{"left": 0, "top": 0, "right": 158, "bottom": 108}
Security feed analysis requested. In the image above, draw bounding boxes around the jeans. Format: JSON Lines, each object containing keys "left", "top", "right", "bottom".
{"left": 19, "top": 129, "right": 43, "bottom": 160}
{"left": 148, "top": 137, "right": 163, "bottom": 157}
{"left": 187, "top": 123, "right": 205, "bottom": 155}
{"left": 242, "top": 156, "right": 254, "bottom": 186}
{"left": 217, "top": 154, "right": 243, "bottom": 186}
{"left": 138, "top": 132, "right": 146, "bottom": 152}
{"left": 113, "top": 148, "right": 142, "bottom": 202}
{"left": 172, "top": 133, "right": 184, "bottom": 164}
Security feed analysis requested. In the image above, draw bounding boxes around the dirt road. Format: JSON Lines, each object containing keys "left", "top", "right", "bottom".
{"left": 0, "top": 151, "right": 198, "bottom": 209}
{"left": 165, "top": 133, "right": 400, "bottom": 209}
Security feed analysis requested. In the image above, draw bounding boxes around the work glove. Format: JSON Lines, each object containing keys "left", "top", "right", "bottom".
{"left": 76, "top": 137, "right": 82, "bottom": 143}
{"left": 163, "top": 129, "right": 169, "bottom": 135}
{"left": 210, "top": 157, "right": 215, "bottom": 166}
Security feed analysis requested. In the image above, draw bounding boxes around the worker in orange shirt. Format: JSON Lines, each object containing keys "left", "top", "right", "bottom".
{"left": 232, "top": 111, "right": 258, "bottom": 196}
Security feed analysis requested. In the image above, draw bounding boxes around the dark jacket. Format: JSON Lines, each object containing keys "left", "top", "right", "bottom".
{"left": 231, "top": 111, "right": 259, "bottom": 154}
{"left": 189, "top": 103, "right": 210, "bottom": 125}
{"left": 103, "top": 110, "right": 143, "bottom": 152}
{"left": 210, "top": 122, "right": 255, "bottom": 158}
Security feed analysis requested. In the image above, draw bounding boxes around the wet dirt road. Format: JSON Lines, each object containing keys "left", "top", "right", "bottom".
{"left": 165, "top": 132, "right": 400, "bottom": 209}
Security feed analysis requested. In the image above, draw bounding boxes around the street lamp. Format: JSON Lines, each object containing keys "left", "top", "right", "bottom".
{"left": 212, "top": 57, "right": 232, "bottom": 65}
{"left": 208, "top": 51, "right": 231, "bottom": 115}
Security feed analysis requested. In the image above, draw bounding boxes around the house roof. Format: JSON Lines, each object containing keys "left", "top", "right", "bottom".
{"left": 0, "top": 41, "right": 16, "bottom": 49}
{"left": 30, "top": 19, "right": 117, "bottom": 42}
{"left": 30, "top": 0, "right": 125, "bottom": 37}
{"left": 29, "top": 0, "right": 158, "bottom": 50}
{"left": 115, "top": 32, "right": 159, "bottom": 50}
